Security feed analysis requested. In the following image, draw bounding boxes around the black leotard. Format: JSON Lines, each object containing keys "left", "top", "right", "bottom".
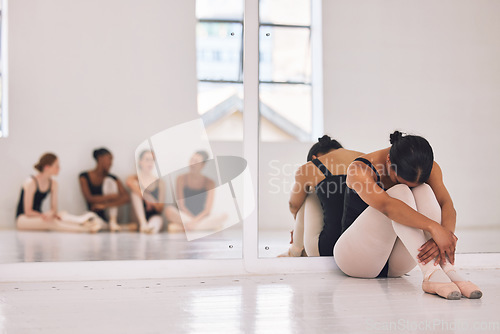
{"left": 183, "top": 182, "right": 207, "bottom": 216}
{"left": 16, "top": 176, "right": 52, "bottom": 218}
{"left": 311, "top": 158, "right": 348, "bottom": 256}
{"left": 340, "top": 157, "right": 389, "bottom": 277}
{"left": 79, "top": 171, "right": 118, "bottom": 220}
{"left": 143, "top": 185, "right": 161, "bottom": 220}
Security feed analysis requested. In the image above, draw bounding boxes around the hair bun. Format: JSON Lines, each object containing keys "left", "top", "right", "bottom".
{"left": 318, "top": 135, "right": 331, "bottom": 147}
{"left": 390, "top": 131, "right": 404, "bottom": 145}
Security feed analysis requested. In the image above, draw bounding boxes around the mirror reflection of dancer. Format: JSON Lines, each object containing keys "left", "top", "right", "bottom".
{"left": 334, "top": 131, "right": 482, "bottom": 299}
{"left": 279, "top": 136, "right": 363, "bottom": 257}
{"left": 165, "top": 151, "right": 227, "bottom": 233}
{"left": 79, "top": 148, "right": 135, "bottom": 232}
{"left": 16, "top": 153, "right": 102, "bottom": 233}
{"left": 126, "top": 150, "right": 165, "bottom": 234}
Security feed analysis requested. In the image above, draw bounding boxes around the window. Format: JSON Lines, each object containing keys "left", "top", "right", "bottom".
{"left": 259, "top": 0, "right": 322, "bottom": 142}
{"left": 195, "top": 0, "right": 322, "bottom": 141}
{"left": 196, "top": 0, "right": 244, "bottom": 141}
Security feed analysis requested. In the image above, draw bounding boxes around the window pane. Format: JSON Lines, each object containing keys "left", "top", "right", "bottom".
{"left": 197, "top": 22, "right": 243, "bottom": 82}
{"left": 196, "top": 0, "right": 244, "bottom": 20}
{"left": 259, "top": 26, "right": 311, "bottom": 83}
{"left": 259, "top": 83, "right": 311, "bottom": 141}
{"left": 259, "top": 0, "right": 311, "bottom": 26}
{"left": 198, "top": 82, "right": 244, "bottom": 141}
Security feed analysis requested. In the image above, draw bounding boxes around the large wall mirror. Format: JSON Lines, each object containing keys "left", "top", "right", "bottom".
{"left": 258, "top": 0, "right": 500, "bottom": 258}
{"left": 0, "top": 0, "right": 247, "bottom": 265}
{"left": 0, "top": 0, "right": 499, "bottom": 276}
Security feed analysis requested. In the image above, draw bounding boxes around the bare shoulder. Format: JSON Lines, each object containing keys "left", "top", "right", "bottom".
{"left": 295, "top": 161, "right": 318, "bottom": 181}
{"left": 427, "top": 161, "right": 443, "bottom": 183}
{"left": 320, "top": 149, "right": 364, "bottom": 175}
{"left": 432, "top": 161, "right": 442, "bottom": 172}
{"left": 22, "top": 177, "right": 36, "bottom": 189}
{"left": 346, "top": 158, "right": 377, "bottom": 187}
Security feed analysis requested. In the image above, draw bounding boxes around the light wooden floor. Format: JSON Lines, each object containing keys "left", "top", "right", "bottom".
{"left": 0, "top": 266, "right": 498, "bottom": 333}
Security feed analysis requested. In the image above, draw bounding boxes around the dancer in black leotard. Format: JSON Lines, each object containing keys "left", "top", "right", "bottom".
{"left": 341, "top": 157, "right": 386, "bottom": 233}
{"left": 311, "top": 158, "right": 348, "bottom": 256}
{"left": 340, "top": 157, "right": 390, "bottom": 277}
{"left": 79, "top": 148, "right": 134, "bottom": 232}
{"left": 127, "top": 150, "right": 165, "bottom": 234}
{"left": 16, "top": 153, "right": 102, "bottom": 233}
{"left": 279, "top": 135, "right": 363, "bottom": 257}
{"left": 164, "top": 151, "right": 227, "bottom": 233}
{"left": 334, "top": 131, "right": 482, "bottom": 300}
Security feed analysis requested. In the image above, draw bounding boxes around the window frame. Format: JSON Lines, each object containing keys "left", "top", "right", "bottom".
{"left": 196, "top": 0, "right": 323, "bottom": 142}
{"left": 258, "top": 0, "right": 323, "bottom": 142}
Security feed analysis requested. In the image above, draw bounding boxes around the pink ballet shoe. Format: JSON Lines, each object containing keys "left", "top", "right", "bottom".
{"left": 422, "top": 281, "right": 461, "bottom": 300}
{"left": 454, "top": 281, "right": 482, "bottom": 299}
{"left": 422, "top": 270, "right": 461, "bottom": 300}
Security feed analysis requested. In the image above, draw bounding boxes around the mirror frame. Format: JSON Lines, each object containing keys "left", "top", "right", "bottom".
{"left": 0, "top": 0, "right": 333, "bottom": 283}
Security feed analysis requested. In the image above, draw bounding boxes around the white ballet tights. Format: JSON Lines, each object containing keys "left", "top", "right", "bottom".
{"left": 102, "top": 176, "right": 119, "bottom": 222}
{"left": 131, "top": 192, "right": 163, "bottom": 233}
{"left": 287, "top": 192, "right": 324, "bottom": 257}
{"left": 334, "top": 183, "right": 458, "bottom": 283}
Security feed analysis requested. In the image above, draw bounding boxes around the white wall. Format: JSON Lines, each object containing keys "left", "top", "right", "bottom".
{"left": 0, "top": 0, "right": 198, "bottom": 227}
{"left": 259, "top": 0, "right": 500, "bottom": 230}
{"left": 321, "top": 0, "right": 500, "bottom": 229}
{"left": 2, "top": 0, "right": 499, "bottom": 232}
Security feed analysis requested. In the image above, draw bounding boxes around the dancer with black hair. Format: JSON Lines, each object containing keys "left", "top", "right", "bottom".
{"left": 79, "top": 148, "right": 135, "bottom": 232}
{"left": 16, "top": 153, "right": 103, "bottom": 232}
{"left": 334, "top": 131, "right": 482, "bottom": 300}
{"left": 279, "top": 135, "right": 363, "bottom": 257}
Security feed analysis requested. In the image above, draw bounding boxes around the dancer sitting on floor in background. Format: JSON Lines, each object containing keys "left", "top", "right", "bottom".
{"left": 165, "top": 150, "right": 227, "bottom": 233}
{"left": 79, "top": 148, "right": 136, "bottom": 232}
{"left": 16, "top": 153, "right": 103, "bottom": 233}
{"left": 279, "top": 135, "right": 363, "bottom": 257}
{"left": 126, "top": 150, "right": 165, "bottom": 234}
{"left": 333, "top": 131, "right": 482, "bottom": 300}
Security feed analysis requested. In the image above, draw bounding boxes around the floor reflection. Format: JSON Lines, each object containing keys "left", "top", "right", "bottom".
{"left": 0, "top": 225, "right": 242, "bottom": 263}
{"left": 259, "top": 227, "right": 500, "bottom": 258}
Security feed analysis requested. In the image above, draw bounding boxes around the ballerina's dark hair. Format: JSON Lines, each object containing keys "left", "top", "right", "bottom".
{"left": 389, "top": 130, "right": 434, "bottom": 183}
{"left": 307, "top": 135, "right": 343, "bottom": 162}
{"left": 93, "top": 147, "right": 112, "bottom": 161}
